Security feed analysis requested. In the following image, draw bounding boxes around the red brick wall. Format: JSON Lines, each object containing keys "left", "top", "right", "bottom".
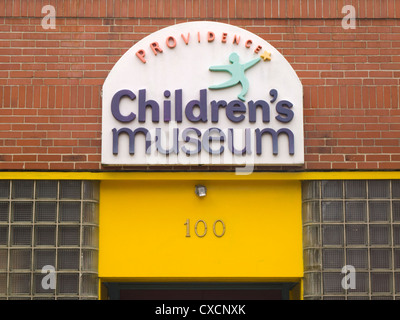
{"left": 0, "top": 0, "right": 399, "bottom": 171}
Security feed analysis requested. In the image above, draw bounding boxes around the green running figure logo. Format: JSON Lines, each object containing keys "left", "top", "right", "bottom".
{"left": 209, "top": 52, "right": 261, "bottom": 101}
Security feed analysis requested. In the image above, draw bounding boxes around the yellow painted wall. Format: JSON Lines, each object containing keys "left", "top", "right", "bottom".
{"left": 99, "top": 179, "right": 303, "bottom": 280}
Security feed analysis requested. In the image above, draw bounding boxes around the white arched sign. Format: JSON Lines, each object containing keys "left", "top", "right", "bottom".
{"left": 102, "top": 21, "right": 303, "bottom": 166}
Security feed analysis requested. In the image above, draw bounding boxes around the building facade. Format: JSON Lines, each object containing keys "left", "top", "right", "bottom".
{"left": 0, "top": 0, "right": 400, "bottom": 300}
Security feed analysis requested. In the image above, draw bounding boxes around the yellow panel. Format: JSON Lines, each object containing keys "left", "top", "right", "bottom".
{"left": 99, "top": 179, "right": 303, "bottom": 280}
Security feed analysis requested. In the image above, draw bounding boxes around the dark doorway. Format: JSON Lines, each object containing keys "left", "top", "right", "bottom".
{"left": 103, "top": 282, "right": 298, "bottom": 300}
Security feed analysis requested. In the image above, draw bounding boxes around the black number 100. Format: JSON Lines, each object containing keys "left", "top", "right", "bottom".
{"left": 184, "top": 219, "right": 225, "bottom": 238}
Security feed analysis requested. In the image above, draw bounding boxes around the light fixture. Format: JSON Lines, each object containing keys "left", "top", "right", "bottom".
{"left": 195, "top": 185, "right": 207, "bottom": 197}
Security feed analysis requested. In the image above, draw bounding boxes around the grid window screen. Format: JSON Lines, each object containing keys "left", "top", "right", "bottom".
{"left": 35, "top": 202, "right": 57, "bottom": 222}
{"left": 0, "top": 180, "right": 99, "bottom": 300}
{"left": 303, "top": 180, "right": 400, "bottom": 300}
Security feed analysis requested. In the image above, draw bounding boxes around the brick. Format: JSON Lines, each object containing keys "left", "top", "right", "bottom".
{"left": 357, "top": 162, "right": 378, "bottom": 169}
{"left": 331, "top": 162, "right": 358, "bottom": 170}
{"left": 75, "top": 162, "right": 99, "bottom": 170}
{"left": 306, "top": 162, "right": 331, "bottom": 170}
{"left": 13, "top": 154, "right": 37, "bottom": 162}
{"left": 49, "top": 163, "right": 75, "bottom": 170}
{"left": 366, "top": 154, "right": 391, "bottom": 161}
{"left": 345, "top": 154, "right": 365, "bottom": 162}
{"left": 379, "top": 162, "right": 400, "bottom": 169}
{"left": 0, "top": 1, "right": 398, "bottom": 172}
{"left": 63, "top": 155, "right": 87, "bottom": 162}
{"left": 0, "top": 163, "right": 24, "bottom": 169}
{"left": 320, "top": 155, "right": 344, "bottom": 162}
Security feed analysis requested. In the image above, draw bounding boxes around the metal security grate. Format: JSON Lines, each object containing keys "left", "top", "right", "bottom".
{"left": 302, "top": 180, "right": 400, "bottom": 300}
{"left": 0, "top": 180, "right": 99, "bottom": 300}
